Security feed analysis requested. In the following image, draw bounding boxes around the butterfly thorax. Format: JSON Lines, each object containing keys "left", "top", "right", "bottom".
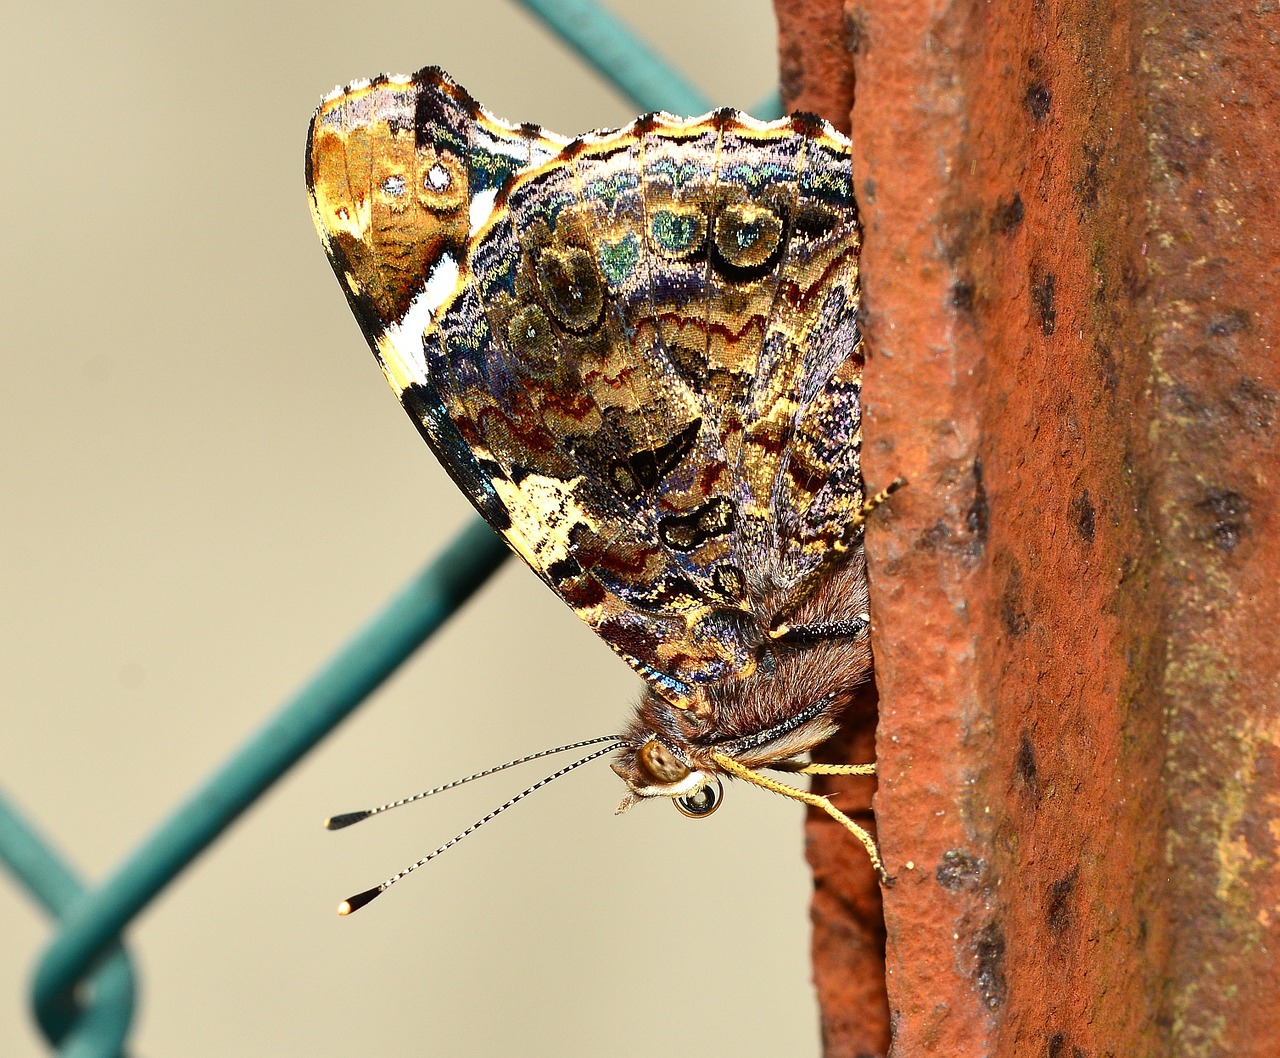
{"left": 611, "top": 546, "right": 872, "bottom": 808}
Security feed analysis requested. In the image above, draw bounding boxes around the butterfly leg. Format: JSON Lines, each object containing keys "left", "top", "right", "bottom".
{"left": 769, "top": 615, "right": 870, "bottom": 646}
{"left": 770, "top": 760, "right": 876, "bottom": 776}
{"left": 767, "top": 478, "right": 906, "bottom": 638}
{"left": 711, "top": 751, "right": 889, "bottom": 884}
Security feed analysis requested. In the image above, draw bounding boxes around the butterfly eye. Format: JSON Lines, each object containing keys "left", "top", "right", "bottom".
{"left": 675, "top": 776, "right": 723, "bottom": 819}
{"left": 637, "top": 740, "right": 691, "bottom": 785}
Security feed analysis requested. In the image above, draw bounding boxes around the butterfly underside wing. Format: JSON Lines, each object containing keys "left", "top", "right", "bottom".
{"left": 309, "top": 68, "right": 886, "bottom": 861}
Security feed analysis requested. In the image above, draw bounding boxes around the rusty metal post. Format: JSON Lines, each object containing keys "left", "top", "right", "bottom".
{"left": 776, "top": 2, "right": 1280, "bottom": 1056}
{"left": 775, "top": 3, "right": 892, "bottom": 1056}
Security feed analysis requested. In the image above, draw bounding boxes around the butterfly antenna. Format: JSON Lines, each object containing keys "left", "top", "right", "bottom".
{"left": 325, "top": 735, "right": 621, "bottom": 830}
{"left": 337, "top": 740, "right": 624, "bottom": 915}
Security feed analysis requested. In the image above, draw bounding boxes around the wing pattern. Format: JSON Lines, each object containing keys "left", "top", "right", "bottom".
{"left": 307, "top": 71, "right": 863, "bottom": 708}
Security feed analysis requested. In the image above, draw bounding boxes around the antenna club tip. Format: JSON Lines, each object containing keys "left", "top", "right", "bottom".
{"left": 338, "top": 887, "right": 382, "bottom": 916}
{"left": 325, "top": 810, "right": 372, "bottom": 831}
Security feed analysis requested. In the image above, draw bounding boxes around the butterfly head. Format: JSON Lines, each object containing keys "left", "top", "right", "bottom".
{"left": 611, "top": 735, "right": 725, "bottom": 819}
{"left": 609, "top": 609, "right": 870, "bottom": 826}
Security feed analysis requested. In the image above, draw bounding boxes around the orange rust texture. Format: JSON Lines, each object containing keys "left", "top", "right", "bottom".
{"left": 808, "top": 685, "right": 891, "bottom": 1056}
{"left": 1142, "top": 3, "right": 1280, "bottom": 1054}
{"left": 775, "top": 1, "right": 1280, "bottom": 1056}
{"left": 774, "top": 0, "right": 856, "bottom": 132}
{"left": 778, "top": 3, "right": 892, "bottom": 1053}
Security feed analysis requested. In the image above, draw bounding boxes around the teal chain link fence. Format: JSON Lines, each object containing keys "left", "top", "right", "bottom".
{"left": 0, "top": 3, "right": 783, "bottom": 1055}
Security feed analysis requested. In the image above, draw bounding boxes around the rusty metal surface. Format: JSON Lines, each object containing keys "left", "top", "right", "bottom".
{"left": 775, "top": 1, "right": 1280, "bottom": 1055}
{"left": 807, "top": 687, "right": 891, "bottom": 1057}
{"left": 776, "top": 4, "right": 891, "bottom": 1053}
{"left": 1141, "top": 3, "right": 1280, "bottom": 1053}
{"left": 774, "top": 0, "right": 856, "bottom": 131}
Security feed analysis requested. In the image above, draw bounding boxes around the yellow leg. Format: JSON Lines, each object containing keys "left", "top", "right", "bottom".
{"left": 769, "top": 760, "right": 876, "bottom": 776}
{"left": 712, "top": 751, "right": 889, "bottom": 884}
{"left": 841, "top": 476, "right": 908, "bottom": 542}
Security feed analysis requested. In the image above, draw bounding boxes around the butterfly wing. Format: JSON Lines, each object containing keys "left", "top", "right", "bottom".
{"left": 416, "top": 116, "right": 760, "bottom": 704}
{"left": 307, "top": 66, "right": 570, "bottom": 585}
{"left": 736, "top": 121, "right": 865, "bottom": 605}
{"left": 308, "top": 74, "right": 862, "bottom": 708}
{"left": 306, "top": 65, "right": 567, "bottom": 427}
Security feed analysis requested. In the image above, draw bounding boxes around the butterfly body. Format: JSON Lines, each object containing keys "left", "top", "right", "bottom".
{"left": 614, "top": 547, "right": 872, "bottom": 803}
{"left": 309, "top": 68, "right": 889, "bottom": 864}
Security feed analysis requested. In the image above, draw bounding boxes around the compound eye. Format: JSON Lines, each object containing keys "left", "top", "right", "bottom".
{"left": 675, "top": 775, "right": 723, "bottom": 819}
{"left": 637, "top": 740, "right": 691, "bottom": 785}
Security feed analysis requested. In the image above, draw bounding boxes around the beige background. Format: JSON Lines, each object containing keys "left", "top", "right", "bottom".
{"left": 1, "top": 2, "right": 823, "bottom": 1055}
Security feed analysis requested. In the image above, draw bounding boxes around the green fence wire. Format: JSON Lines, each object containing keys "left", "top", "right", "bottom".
{"left": 0, "top": 796, "right": 137, "bottom": 1058}
{"left": 1, "top": 2, "right": 783, "bottom": 1053}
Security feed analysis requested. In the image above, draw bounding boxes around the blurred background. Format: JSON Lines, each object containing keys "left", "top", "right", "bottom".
{"left": 1, "top": 1, "right": 826, "bottom": 1056}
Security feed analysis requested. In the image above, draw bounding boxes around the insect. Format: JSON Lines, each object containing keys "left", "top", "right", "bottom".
{"left": 307, "top": 68, "right": 900, "bottom": 912}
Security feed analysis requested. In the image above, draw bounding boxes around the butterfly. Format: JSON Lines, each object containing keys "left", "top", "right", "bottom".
{"left": 307, "top": 68, "right": 900, "bottom": 910}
